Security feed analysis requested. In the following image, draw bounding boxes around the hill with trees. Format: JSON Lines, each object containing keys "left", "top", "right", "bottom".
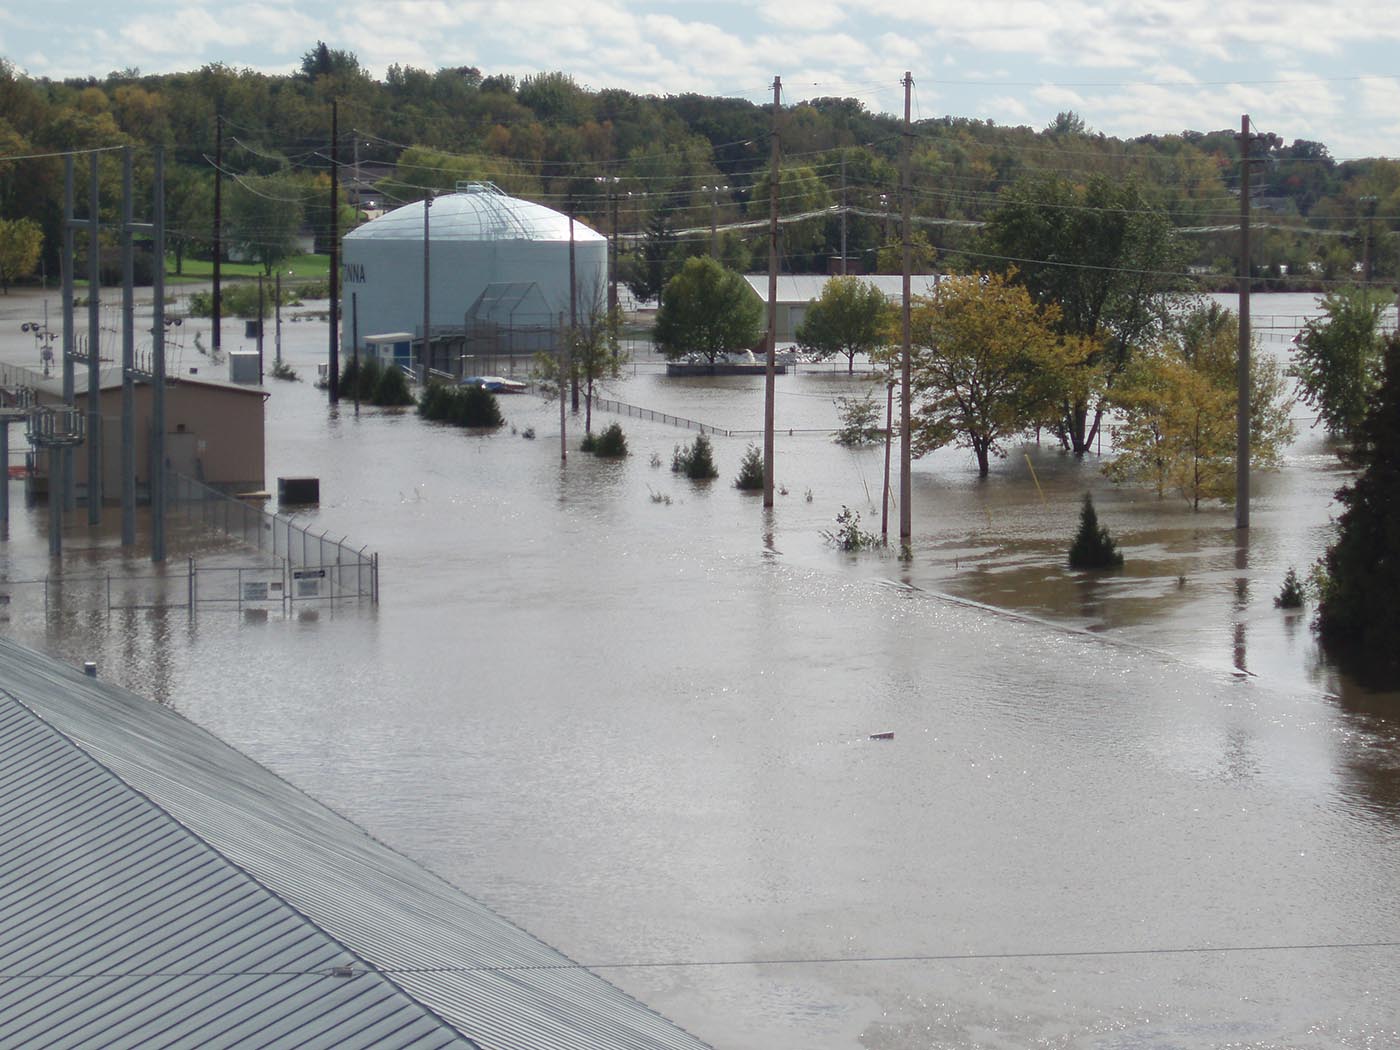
{"left": 1, "top": 46, "right": 1396, "bottom": 294}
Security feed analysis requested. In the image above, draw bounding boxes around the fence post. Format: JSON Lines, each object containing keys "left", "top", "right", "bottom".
{"left": 188, "top": 556, "right": 195, "bottom": 611}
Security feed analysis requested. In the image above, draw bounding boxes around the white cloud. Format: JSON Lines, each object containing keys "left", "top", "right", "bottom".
{"left": 757, "top": 0, "right": 846, "bottom": 32}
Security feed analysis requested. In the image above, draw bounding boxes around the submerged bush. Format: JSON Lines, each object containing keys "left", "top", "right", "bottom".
{"left": 1068, "top": 493, "right": 1124, "bottom": 569}
{"left": 418, "top": 381, "right": 504, "bottom": 428}
{"left": 1275, "top": 567, "right": 1306, "bottom": 609}
{"left": 822, "top": 506, "right": 879, "bottom": 551}
{"left": 588, "top": 422, "right": 628, "bottom": 458}
{"left": 672, "top": 433, "right": 719, "bottom": 480}
{"left": 734, "top": 444, "right": 764, "bottom": 490}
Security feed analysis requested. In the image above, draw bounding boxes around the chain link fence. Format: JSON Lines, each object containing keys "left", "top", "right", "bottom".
{"left": 169, "top": 472, "right": 378, "bottom": 604}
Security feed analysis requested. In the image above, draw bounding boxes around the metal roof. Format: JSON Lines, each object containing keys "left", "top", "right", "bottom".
{"left": 0, "top": 685, "right": 474, "bottom": 1050}
{"left": 347, "top": 184, "right": 606, "bottom": 245}
{"left": 0, "top": 638, "right": 711, "bottom": 1050}
{"left": 743, "top": 273, "right": 941, "bottom": 304}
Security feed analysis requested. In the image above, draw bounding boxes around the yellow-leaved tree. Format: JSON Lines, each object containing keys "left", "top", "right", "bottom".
{"left": 909, "top": 270, "right": 1092, "bottom": 476}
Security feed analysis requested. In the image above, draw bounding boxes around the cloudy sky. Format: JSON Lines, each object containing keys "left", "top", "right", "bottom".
{"left": 5, "top": 0, "right": 1400, "bottom": 158}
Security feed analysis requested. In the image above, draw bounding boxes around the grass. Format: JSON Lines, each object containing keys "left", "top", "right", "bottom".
{"left": 164, "top": 254, "right": 331, "bottom": 285}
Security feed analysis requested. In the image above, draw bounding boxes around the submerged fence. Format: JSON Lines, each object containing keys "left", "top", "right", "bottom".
{"left": 588, "top": 396, "right": 732, "bottom": 436}
{"left": 168, "top": 472, "right": 378, "bottom": 604}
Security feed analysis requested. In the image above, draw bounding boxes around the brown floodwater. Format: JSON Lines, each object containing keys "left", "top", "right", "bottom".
{"left": 1, "top": 289, "right": 1397, "bottom": 1049}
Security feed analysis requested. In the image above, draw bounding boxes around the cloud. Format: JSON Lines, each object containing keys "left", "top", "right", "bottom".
{"left": 757, "top": 0, "right": 846, "bottom": 32}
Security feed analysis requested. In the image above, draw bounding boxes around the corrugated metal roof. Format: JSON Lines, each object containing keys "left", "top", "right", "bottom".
{"left": 0, "top": 639, "right": 712, "bottom": 1050}
{"left": 743, "top": 273, "right": 941, "bottom": 304}
{"left": 347, "top": 185, "right": 606, "bottom": 245}
{"left": 0, "top": 685, "right": 475, "bottom": 1050}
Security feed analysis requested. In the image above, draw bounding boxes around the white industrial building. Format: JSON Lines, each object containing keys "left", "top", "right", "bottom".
{"left": 341, "top": 182, "right": 608, "bottom": 375}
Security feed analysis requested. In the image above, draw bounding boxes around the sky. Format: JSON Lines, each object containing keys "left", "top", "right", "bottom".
{"left": 5, "top": 0, "right": 1400, "bottom": 159}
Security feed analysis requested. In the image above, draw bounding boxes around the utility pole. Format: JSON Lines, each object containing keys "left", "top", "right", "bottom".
{"left": 840, "top": 151, "right": 848, "bottom": 276}
{"left": 275, "top": 270, "right": 283, "bottom": 367}
{"left": 328, "top": 98, "right": 341, "bottom": 402}
{"left": 763, "top": 75, "right": 781, "bottom": 509}
{"left": 568, "top": 199, "right": 579, "bottom": 413}
{"left": 86, "top": 152, "right": 101, "bottom": 524}
{"left": 213, "top": 111, "right": 222, "bottom": 356}
{"left": 121, "top": 146, "right": 136, "bottom": 546}
{"left": 1360, "top": 196, "right": 1378, "bottom": 285}
{"left": 422, "top": 191, "right": 432, "bottom": 383}
{"left": 62, "top": 155, "right": 75, "bottom": 513}
{"left": 1236, "top": 114, "right": 1252, "bottom": 532}
{"left": 703, "top": 183, "right": 728, "bottom": 260}
{"left": 257, "top": 275, "right": 265, "bottom": 383}
{"left": 152, "top": 147, "right": 167, "bottom": 564}
{"left": 899, "top": 71, "right": 913, "bottom": 546}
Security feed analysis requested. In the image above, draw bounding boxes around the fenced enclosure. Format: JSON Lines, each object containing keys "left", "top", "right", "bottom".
{"left": 168, "top": 472, "right": 378, "bottom": 604}
{"left": 0, "top": 558, "right": 346, "bottom": 623}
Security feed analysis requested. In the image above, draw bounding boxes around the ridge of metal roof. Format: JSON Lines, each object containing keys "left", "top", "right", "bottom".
{"left": 0, "top": 638, "right": 712, "bottom": 1050}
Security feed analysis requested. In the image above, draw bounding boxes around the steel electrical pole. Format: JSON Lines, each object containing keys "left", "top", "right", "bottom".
{"left": 763, "top": 76, "right": 781, "bottom": 509}
{"left": 899, "top": 71, "right": 914, "bottom": 547}
{"left": 328, "top": 99, "right": 341, "bottom": 402}
{"left": 1236, "top": 114, "right": 1252, "bottom": 531}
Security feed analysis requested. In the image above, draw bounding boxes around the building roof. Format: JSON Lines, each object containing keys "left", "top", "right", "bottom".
{"left": 30, "top": 366, "right": 266, "bottom": 400}
{"left": 742, "top": 274, "right": 941, "bottom": 305}
{"left": 346, "top": 183, "right": 605, "bottom": 246}
{"left": 0, "top": 638, "right": 711, "bottom": 1050}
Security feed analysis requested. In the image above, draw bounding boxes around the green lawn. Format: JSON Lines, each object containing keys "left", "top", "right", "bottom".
{"left": 165, "top": 253, "right": 331, "bottom": 284}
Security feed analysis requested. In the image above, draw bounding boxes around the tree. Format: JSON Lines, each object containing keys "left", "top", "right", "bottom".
{"left": 227, "top": 174, "right": 306, "bottom": 275}
{"left": 1106, "top": 303, "right": 1295, "bottom": 508}
{"left": 1068, "top": 494, "right": 1124, "bottom": 569}
{"left": 1315, "top": 336, "right": 1400, "bottom": 676}
{"left": 1290, "top": 284, "right": 1386, "bottom": 446}
{"left": 534, "top": 294, "right": 627, "bottom": 434}
{"left": 977, "top": 172, "right": 1186, "bottom": 454}
{"left": 622, "top": 208, "right": 674, "bottom": 306}
{"left": 652, "top": 256, "right": 762, "bottom": 363}
{"left": 909, "top": 271, "right": 1089, "bottom": 476}
{"left": 796, "top": 277, "right": 891, "bottom": 374}
{"left": 165, "top": 166, "right": 213, "bottom": 275}
{"left": 0, "top": 216, "right": 42, "bottom": 292}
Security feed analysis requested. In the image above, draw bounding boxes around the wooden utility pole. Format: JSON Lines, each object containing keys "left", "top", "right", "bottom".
{"left": 1236, "top": 114, "right": 1251, "bottom": 531}
{"left": 763, "top": 75, "right": 781, "bottom": 508}
{"left": 213, "top": 111, "right": 222, "bottom": 355}
{"left": 328, "top": 99, "right": 341, "bottom": 402}
{"left": 899, "top": 71, "right": 914, "bottom": 546}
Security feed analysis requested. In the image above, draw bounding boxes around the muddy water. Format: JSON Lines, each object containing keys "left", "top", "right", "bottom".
{"left": 2, "top": 290, "right": 1399, "bottom": 1049}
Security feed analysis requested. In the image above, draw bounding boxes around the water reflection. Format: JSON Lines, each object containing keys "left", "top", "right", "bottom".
{"left": 4, "top": 294, "right": 1400, "bottom": 1049}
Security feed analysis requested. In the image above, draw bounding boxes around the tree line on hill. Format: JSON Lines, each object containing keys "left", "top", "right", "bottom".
{"left": 3, "top": 45, "right": 1400, "bottom": 294}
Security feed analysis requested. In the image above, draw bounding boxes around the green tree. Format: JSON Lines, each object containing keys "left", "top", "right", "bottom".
{"left": 1315, "top": 336, "right": 1400, "bottom": 676}
{"left": 1290, "top": 285, "right": 1386, "bottom": 446}
{"left": 909, "top": 271, "right": 1089, "bottom": 476}
{"left": 0, "top": 216, "right": 42, "bottom": 292}
{"left": 1068, "top": 493, "right": 1124, "bottom": 569}
{"left": 227, "top": 174, "right": 306, "bottom": 276}
{"left": 795, "top": 276, "right": 891, "bottom": 374}
{"left": 977, "top": 172, "right": 1186, "bottom": 454}
{"left": 1106, "top": 304, "right": 1295, "bottom": 508}
{"left": 534, "top": 296, "right": 627, "bottom": 434}
{"left": 652, "top": 256, "right": 762, "bottom": 363}
{"left": 165, "top": 166, "right": 213, "bottom": 275}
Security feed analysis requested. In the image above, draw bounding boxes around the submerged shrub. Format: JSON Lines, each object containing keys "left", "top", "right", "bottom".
{"left": 1275, "top": 567, "right": 1305, "bottom": 609}
{"left": 591, "top": 422, "right": 628, "bottom": 458}
{"left": 734, "top": 444, "right": 764, "bottom": 490}
{"left": 671, "top": 433, "right": 719, "bottom": 479}
{"left": 1068, "top": 493, "right": 1124, "bottom": 569}
{"left": 418, "top": 381, "right": 504, "bottom": 428}
{"left": 822, "top": 506, "right": 879, "bottom": 551}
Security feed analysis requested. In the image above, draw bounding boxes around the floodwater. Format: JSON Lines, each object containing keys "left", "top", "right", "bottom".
{"left": 2, "top": 288, "right": 1399, "bottom": 1049}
